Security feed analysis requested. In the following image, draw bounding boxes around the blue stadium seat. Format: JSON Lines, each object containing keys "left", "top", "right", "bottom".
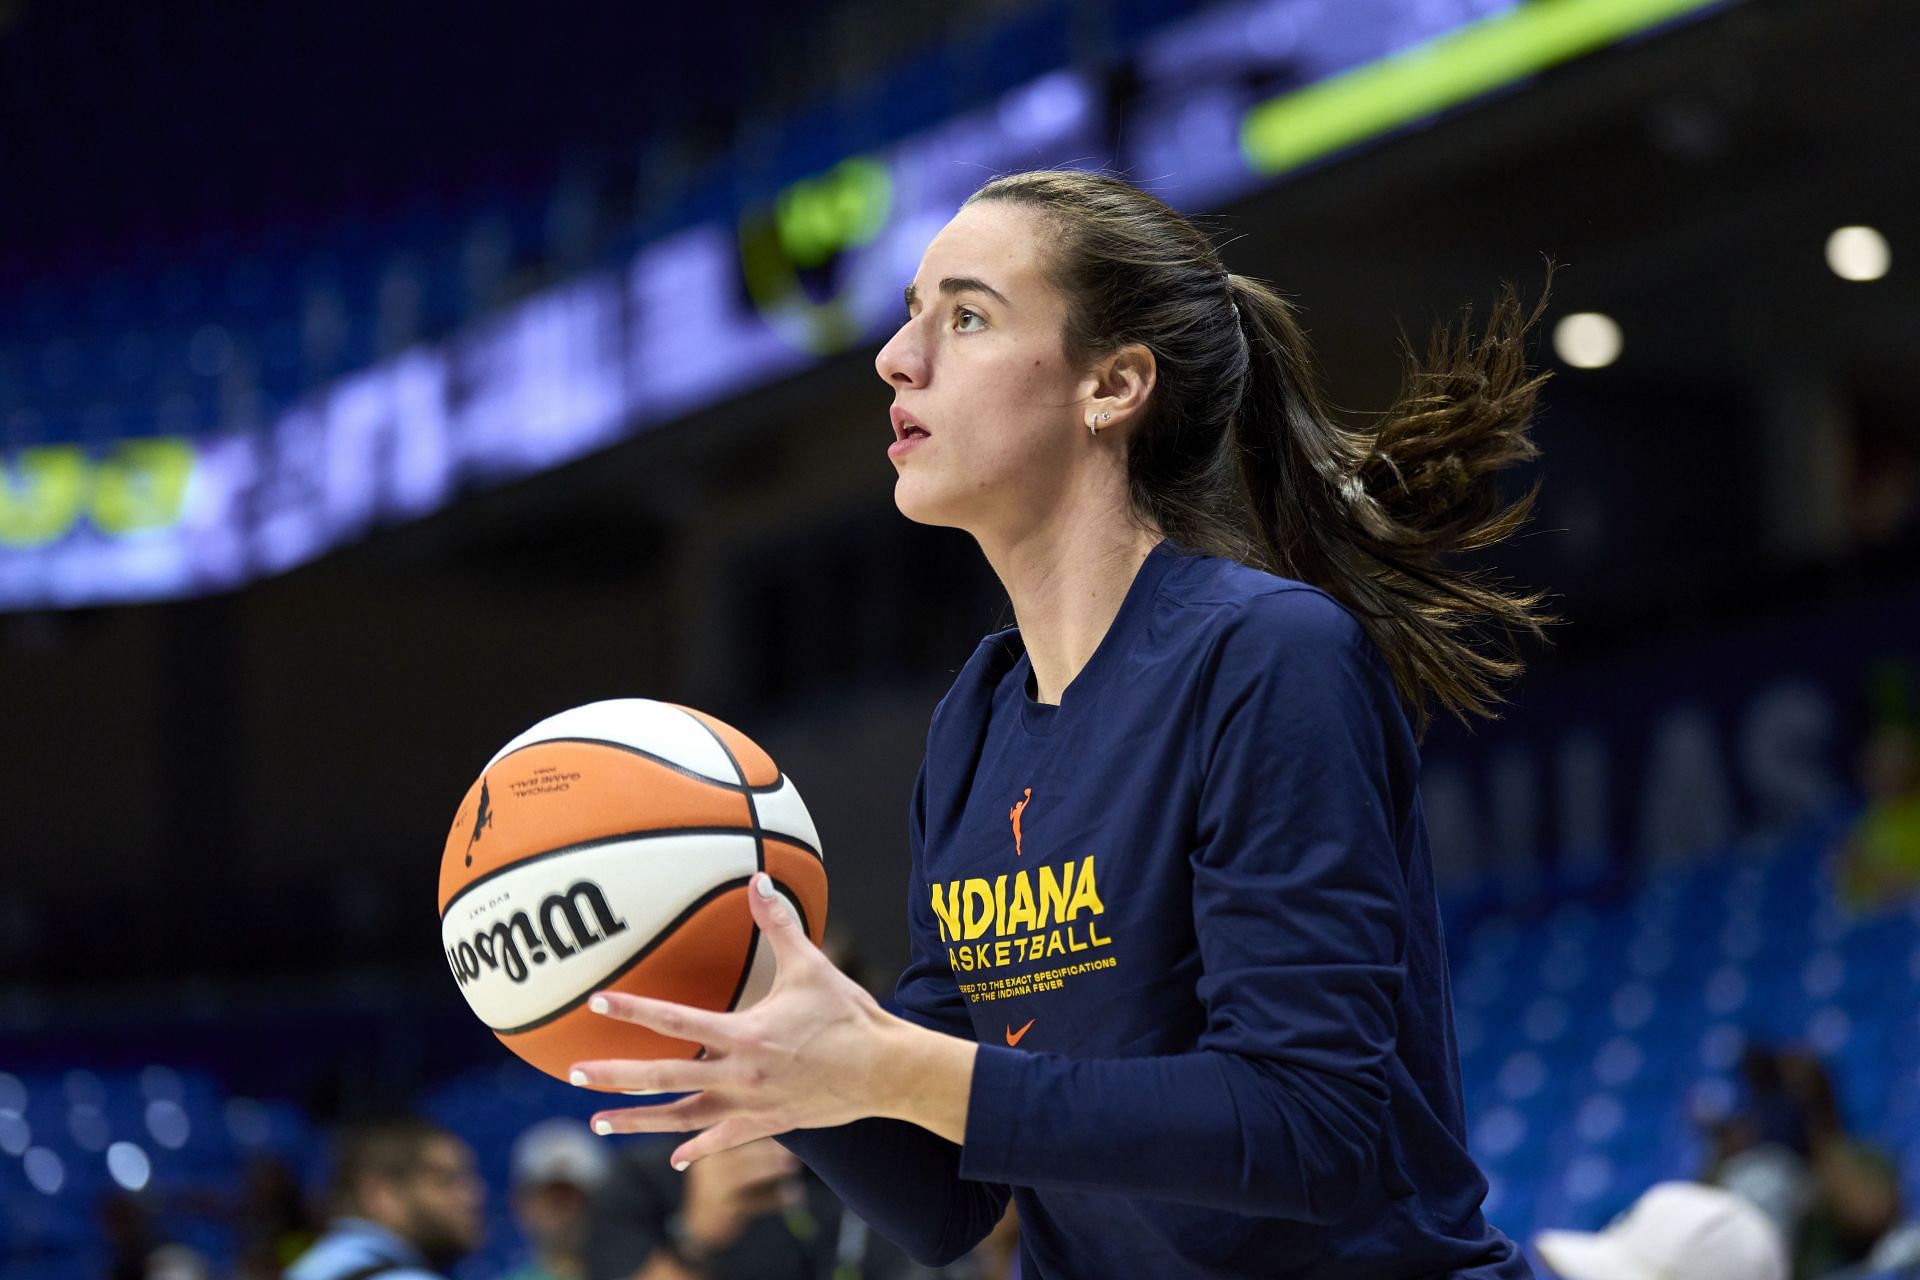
{"left": 1444, "top": 793, "right": 1917, "bottom": 1251}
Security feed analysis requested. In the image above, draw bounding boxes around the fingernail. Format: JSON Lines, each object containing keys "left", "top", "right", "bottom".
{"left": 673, "top": 1159, "right": 690, "bottom": 1172}
{"left": 588, "top": 995, "right": 610, "bottom": 1014}
{"left": 593, "top": 1120, "right": 612, "bottom": 1136}
{"left": 569, "top": 1069, "right": 589, "bottom": 1086}
{"left": 754, "top": 873, "right": 777, "bottom": 899}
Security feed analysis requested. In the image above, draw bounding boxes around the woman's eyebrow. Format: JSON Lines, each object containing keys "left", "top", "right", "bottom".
{"left": 903, "top": 276, "right": 1012, "bottom": 310}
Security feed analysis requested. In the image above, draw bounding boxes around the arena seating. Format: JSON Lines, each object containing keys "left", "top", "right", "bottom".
{"left": 1447, "top": 793, "right": 1917, "bottom": 1261}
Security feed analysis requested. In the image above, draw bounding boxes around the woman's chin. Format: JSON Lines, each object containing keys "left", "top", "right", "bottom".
{"left": 892, "top": 476, "right": 952, "bottom": 527}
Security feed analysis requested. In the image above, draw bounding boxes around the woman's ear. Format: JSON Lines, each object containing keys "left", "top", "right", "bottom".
{"left": 1080, "top": 342, "right": 1157, "bottom": 432}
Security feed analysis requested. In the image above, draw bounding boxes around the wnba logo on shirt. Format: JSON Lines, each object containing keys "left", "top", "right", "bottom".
{"left": 1009, "top": 787, "right": 1032, "bottom": 856}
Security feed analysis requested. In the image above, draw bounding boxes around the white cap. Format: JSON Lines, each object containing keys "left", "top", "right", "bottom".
{"left": 509, "top": 1117, "right": 612, "bottom": 1191}
{"left": 1535, "top": 1181, "right": 1789, "bottom": 1280}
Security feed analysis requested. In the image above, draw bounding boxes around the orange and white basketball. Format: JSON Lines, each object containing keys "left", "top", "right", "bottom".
{"left": 437, "top": 699, "right": 826, "bottom": 1088}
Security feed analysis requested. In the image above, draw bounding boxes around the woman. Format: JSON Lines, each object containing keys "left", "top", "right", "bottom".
{"left": 569, "top": 168, "right": 1556, "bottom": 1278}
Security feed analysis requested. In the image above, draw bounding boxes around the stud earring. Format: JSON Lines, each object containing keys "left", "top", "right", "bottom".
{"left": 1088, "top": 411, "right": 1111, "bottom": 435}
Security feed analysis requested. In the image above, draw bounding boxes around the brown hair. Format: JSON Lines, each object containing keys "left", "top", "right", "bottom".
{"left": 328, "top": 1113, "right": 457, "bottom": 1215}
{"left": 965, "top": 168, "right": 1561, "bottom": 743}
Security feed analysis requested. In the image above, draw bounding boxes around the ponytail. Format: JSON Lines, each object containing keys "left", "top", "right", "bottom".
{"left": 1224, "top": 266, "right": 1562, "bottom": 741}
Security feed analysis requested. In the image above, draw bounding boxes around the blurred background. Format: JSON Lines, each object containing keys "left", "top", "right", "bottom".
{"left": 1, "top": 0, "right": 1916, "bottom": 1275}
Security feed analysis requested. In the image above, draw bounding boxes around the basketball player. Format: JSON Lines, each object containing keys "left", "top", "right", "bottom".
{"left": 569, "top": 169, "right": 1556, "bottom": 1278}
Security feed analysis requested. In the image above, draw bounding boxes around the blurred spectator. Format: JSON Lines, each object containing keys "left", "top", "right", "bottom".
{"left": 584, "top": 1132, "right": 973, "bottom": 1279}
{"left": 284, "top": 1115, "right": 486, "bottom": 1280}
{"left": 1534, "top": 1180, "right": 1789, "bottom": 1280}
{"left": 144, "top": 1245, "right": 213, "bottom": 1280}
{"left": 1694, "top": 1034, "right": 1908, "bottom": 1280}
{"left": 1835, "top": 720, "right": 1920, "bottom": 911}
{"left": 1736, "top": 1044, "right": 1815, "bottom": 1157}
{"left": 505, "top": 1118, "right": 612, "bottom": 1280}
{"left": 1703, "top": 1044, "right": 1818, "bottom": 1243}
{"left": 588, "top": 1135, "right": 821, "bottom": 1278}
{"left": 1775, "top": 1053, "right": 1904, "bottom": 1279}
{"left": 1847, "top": 405, "right": 1919, "bottom": 553}
{"left": 1823, "top": 1217, "right": 1920, "bottom": 1280}
{"left": 234, "top": 1153, "right": 318, "bottom": 1279}
{"left": 102, "top": 1190, "right": 160, "bottom": 1280}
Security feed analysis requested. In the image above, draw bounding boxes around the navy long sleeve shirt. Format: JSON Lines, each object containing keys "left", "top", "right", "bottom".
{"left": 780, "top": 538, "right": 1531, "bottom": 1279}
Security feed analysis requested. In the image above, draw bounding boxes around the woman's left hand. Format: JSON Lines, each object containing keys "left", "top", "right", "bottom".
{"left": 571, "top": 871, "right": 939, "bottom": 1169}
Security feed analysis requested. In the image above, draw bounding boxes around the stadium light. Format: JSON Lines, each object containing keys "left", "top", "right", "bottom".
{"left": 1553, "top": 312, "right": 1623, "bottom": 369}
{"left": 1825, "top": 225, "right": 1890, "bottom": 282}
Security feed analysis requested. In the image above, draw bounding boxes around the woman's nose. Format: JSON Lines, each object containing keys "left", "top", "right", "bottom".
{"left": 875, "top": 321, "right": 924, "bottom": 387}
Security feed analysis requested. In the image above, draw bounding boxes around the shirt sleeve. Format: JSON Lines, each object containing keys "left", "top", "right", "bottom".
{"left": 956, "top": 590, "right": 1410, "bottom": 1223}
{"left": 776, "top": 755, "right": 1013, "bottom": 1266}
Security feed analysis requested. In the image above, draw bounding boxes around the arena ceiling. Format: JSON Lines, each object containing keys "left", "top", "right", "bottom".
{"left": 1244, "top": 0, "right": 1917, "bottom": 393}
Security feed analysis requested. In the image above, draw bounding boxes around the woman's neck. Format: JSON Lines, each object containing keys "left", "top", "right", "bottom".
{"left": 980, "top": 512, "right": 1162, "bottom": 705}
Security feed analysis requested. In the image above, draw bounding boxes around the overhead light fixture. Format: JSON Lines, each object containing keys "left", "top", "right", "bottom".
{"left": 1553, "top": 312, "right": 1623, "bottom": 369}
{"left": 1826, "top": 226, "right": 1890, "bottom": 282}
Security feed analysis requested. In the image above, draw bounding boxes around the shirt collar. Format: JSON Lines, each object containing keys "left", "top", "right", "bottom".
{"left": 327, "top": 1216, "right": 430, "bottom": 1268}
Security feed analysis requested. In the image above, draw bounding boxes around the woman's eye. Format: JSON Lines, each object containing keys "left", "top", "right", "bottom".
{"left": 952, "top": 307, "right": 983, "bottom": 331}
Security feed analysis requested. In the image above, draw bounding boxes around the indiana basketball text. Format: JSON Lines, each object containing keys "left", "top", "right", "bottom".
{"left": 928, "top": 854, "right": 1112, "bottom": 971}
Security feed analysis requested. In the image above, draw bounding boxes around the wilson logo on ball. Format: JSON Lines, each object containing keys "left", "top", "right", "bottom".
{"left": 446, "top": 880, "right": 629, "bottom": 987}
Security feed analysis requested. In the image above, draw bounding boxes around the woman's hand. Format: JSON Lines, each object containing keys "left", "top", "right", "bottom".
{"left": 571, "top": 871, "right": 978, "bottom": 1168}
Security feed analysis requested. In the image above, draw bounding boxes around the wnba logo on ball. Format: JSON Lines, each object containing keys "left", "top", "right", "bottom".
{"left": 446, "top": 880, "right": 629, "bottom": 987}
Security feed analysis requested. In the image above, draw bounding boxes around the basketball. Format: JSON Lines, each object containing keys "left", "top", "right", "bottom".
{"left": 437, "top": 699, "right": 827, "bottom": 1088}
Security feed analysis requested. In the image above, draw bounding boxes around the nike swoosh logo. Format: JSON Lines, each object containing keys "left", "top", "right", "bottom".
{"left": 1005, "top": 1018, "right": 1035, "bottom": 1046}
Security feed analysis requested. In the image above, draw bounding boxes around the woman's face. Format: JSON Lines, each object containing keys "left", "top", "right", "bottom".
{"left": 875, "top": 200, "right": 1096, "bottom": 539}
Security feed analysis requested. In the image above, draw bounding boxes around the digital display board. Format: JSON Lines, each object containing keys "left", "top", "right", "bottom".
{"left": 0, "top": 0, "right": 1738, "bottom": 610}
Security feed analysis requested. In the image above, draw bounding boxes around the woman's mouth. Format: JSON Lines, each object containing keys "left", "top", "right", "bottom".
{"left": 888, "top": 407, "right": 931, "bottom": 459}
{"left": 887, "top": 426, "right": 929, "bottom": 460}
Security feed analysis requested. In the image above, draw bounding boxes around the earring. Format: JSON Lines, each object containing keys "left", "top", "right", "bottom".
{"left": 1088, "top": 411, "right": 1111, "bottom": 436}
